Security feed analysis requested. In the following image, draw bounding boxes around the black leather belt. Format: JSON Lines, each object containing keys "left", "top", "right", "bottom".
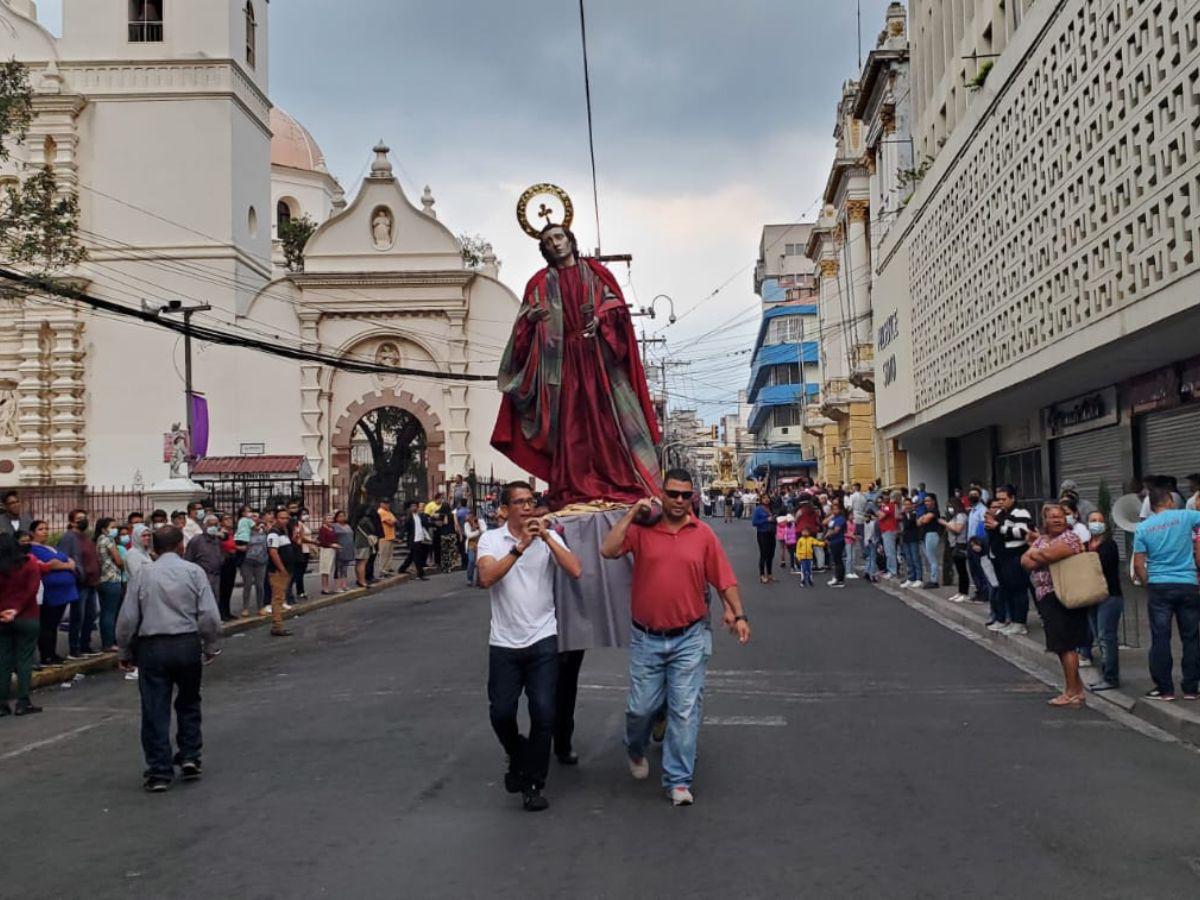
{"left": 632, "top": 618, "right": 703, "bottom": 639}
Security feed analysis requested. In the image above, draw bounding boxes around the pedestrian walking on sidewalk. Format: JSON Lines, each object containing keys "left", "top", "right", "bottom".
{"left": 752, "top": 496, "right": 775, "bottom": 584}
{"left": 376, "top": 499, "right": 397, "bottom": 576}
{"left": 601, "top": 468, "right": 750, "bottom": 807}
{"left": 986, "top": 485, "right": 1034, "bottom": 636}
{"left": 878, "top": 491, "right": 900, "bottom": 578}
{"left": 0, "top": 532, "right": 63, "bottom": 716}
{"left": 1133, "top": 485, "right": 1200, "bottom": 701}
{"left": 332, "top": 510, "right": 355, "bottom": 591}
{"left": 116, "top": 525, "right": 221, "bottom": 791}
{"left": 1085, "top": 511, "right": 1124, "bottom": 692}
{"left": 266, "top": 510, "right": 295, "bottom": 637}
{"left": 476, "top": 481, "right": 583, "bottom": 812}
{"left": 1021, "top": 503, "right": 1088, "bottom": 707}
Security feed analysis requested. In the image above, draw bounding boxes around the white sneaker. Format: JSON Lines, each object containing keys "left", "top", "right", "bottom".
{"left": 283, "top": 604, "right": 294, "bottom": 611}
{"left": 628, "top": 756, "right": 650, "bottom": 780}
{"left": 827, "top": 578, "right": 838, "bottom": 586}
{"left": 903, "top": 580, "right": 918, "bottom": 588}
{"left": 986, "top": 621, "right": 1007, "bottom": 632}
{"left": 846, "top": 573, "right": 859, "bottom": 580}
{"left": 1001, "top": 623, "right": 1029, "bottom": 636}
{"left": 949, "top": 593, "right": 966, "bottom": 603}
{"left": 1078, "top": 657, "right": 1093, "bottom": 668}
{"left": 669, "top": 786, "right": 694, "bottom": 806}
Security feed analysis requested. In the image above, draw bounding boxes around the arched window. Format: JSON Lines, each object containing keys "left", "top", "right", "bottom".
{"left": 245, "top": 2, "right": 257, "bottom": 68}
{"left": 276, "top": 198, "right": 295, "bottom": 230}
{"left": 129, "top": 0, "right": 163, "bottom": 42}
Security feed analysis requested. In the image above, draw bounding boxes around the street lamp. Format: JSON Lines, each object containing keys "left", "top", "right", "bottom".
{"left": 632, "top": 294, "right": 677, "bottom": 324}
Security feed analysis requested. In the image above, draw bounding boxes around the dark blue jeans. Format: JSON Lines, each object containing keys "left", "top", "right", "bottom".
{"left": 1147, "top": 584, "right": 1200, "bottom": 695}
{"left": 68, "top": 585, "right": 98, "bottom": 654}
{"left": 136, "top": 634, "right": 204, "bottom": 779}
{"left": 488, "top": 636, "right": 558, "bottom": 790}
{"left": 97, "top": 581, "right": 123, "bottom": 649}
{"left": 995, "top": 556, "right": 1029, "bottom": 625}
{"left": 967, "top": 547, "right": 992, "bottom": 600}
{"left": 1091, "top": 594, "right": 1125, "bottom": 685}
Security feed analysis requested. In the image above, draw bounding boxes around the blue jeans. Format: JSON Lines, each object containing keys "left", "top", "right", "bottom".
{"left": 967, "top": 547, "right": 992, "bottom": 601}
{"left": 995, "top": 556, "right": 1029, "bottom": 625}
{"left": 922, "top": 533, "right": 940, "bottom": 584}
{"left": 68, "top": 585, "right": 98, "bottom": 655}
{"left": 881, "top": 531, "right": 898, "bottom": 576}
{"left": 1147, "top": 584, "right": 1200, "bottom": 695}
{"left": 902, "top": 541, "right": 922, "bottom": 582}
{"left": 1092, "top": 594, "right": 1124, "bottom": 685}
{"left": 864, "top": 537, "right": 879, "bottom": 578}
{"left": 626, "top": 621, "right": 709, "bottom": 789}
{"left": 97, "top": 581, "right": 123, "bottom": 649}
{"left": 488, "top": 635, "right": 558, "bottom": 791}
{"left": 466, "top": 548, "right": 477, "bottom": 585}
{"left": 799, "top": 558, "right": 813, "bottom": 586}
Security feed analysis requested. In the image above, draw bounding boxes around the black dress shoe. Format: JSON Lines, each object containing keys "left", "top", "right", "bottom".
{"left": 522, "top": 787, "right": 549, "bottom": 812}
{"left": 556, "top": 751, "right": 579, "bottom": 766}
{"left": 14, "top": 699, "right": 41, "bottom": 716}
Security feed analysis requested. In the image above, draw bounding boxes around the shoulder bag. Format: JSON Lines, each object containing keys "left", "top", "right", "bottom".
{"left": 1049, "top": 550, "right": 1108, "bottom": 609}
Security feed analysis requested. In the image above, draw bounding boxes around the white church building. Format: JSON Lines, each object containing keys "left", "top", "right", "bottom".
{"left": 0, "top": 0, "right": 525, "bottom": 502}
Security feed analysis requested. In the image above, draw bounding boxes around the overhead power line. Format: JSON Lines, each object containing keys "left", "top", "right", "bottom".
{"left": 0, "top": 267, "right": 497, "bottom": 383}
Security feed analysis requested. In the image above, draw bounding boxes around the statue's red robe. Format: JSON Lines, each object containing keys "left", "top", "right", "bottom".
{"left": 491, "top": 258, "right": 662, "bottom": 511}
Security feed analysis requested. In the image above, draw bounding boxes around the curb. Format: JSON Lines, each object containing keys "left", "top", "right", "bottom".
{"left": 872, "top": 578, "right": 1200, "bottom": 748}
{"left": 31, "top": 572, "right": 414, "bottom": 691}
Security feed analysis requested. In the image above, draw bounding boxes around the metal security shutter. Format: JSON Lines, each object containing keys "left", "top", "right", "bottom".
{"left": 1139, "top": 405, "right": 1200, "bottom": 487}
{"left": 1053, "top": 427, "right": 1128, "bottom": 512}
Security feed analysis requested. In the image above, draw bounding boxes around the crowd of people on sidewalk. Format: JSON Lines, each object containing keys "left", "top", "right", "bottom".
{"left": 727, "top": 472, "right": 1200, "bottom": 710}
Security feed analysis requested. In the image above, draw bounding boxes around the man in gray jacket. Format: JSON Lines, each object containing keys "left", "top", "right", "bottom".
{"left": 117, "top": 526, "right": 221, "bottom": 793}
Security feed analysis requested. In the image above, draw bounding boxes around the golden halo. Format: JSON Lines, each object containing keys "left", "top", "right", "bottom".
{"left": 516, "top": 183, "right": 574, "bottom": 240}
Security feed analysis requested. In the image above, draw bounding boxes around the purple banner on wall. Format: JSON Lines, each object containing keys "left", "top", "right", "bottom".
{"left": 189, "top": 392, "right": 209, "bottom": 458}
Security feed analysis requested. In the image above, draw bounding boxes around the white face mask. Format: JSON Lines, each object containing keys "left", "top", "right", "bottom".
{"left": 1066, "top": 515, "right": 1077, "bottom": 526}
{"left": 1088, "top": 521, "right": 1106, "bottom": 536}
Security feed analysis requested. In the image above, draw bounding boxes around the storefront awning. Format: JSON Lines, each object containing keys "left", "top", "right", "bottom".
{"left": 743, "top": 448, "right": 818, "bottom": 478}
{"left": 748, "top": 383, "right": 821, "bottom": 432}
{"left": 747, "top": 341, "right": 820, "bottom": 400}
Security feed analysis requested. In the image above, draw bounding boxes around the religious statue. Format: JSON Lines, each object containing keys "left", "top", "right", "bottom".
{"left": 371, "top": 207, "right": 393, "bottom": 248}
{"left": 167, "top": 423, "right": 188, "bottom": 479}
{"left": 491, "top": 184, "right": 662, "bottom": 510}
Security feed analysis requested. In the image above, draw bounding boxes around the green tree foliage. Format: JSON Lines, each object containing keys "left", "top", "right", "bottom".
{"left": 459, "top": 232, "right": 491, "bottom": 268}
{"left": 279, "top": 213, "right": 317, "bottom": 272}
{"left": 0, "top": 59, "right": 85, "bottom": 274}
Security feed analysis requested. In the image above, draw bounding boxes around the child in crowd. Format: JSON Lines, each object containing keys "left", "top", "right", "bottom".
{"left": 234, "top": 507, "right": 255, "bottom": 550}
{"left": 793, "top": 527, "right": 825, "bottom": 587}
{"left": 783, "top": 515, "right": 798, "bottom": 574}
{"left": 776, "top": 515, "right": 791, "bottom": 569}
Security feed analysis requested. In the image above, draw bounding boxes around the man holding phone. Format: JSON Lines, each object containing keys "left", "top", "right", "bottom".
{"left": 476, "top": 481, "right": 583, "bottom": 812}
{"left": 601, "top": 468, "right": 750, "bottom": 807}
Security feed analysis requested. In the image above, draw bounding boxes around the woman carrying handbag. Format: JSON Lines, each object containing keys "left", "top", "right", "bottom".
{"left": 1021, "top": 503, "right": 1107, "bottom": 708}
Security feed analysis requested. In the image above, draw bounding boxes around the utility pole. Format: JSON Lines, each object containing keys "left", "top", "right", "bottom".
{"left": 156, "top": 300, "right": 212, "bottom": 463}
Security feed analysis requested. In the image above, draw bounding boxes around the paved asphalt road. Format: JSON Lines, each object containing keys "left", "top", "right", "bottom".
{"left": 6, "top": 519, "right": 1200, "bottom": 899}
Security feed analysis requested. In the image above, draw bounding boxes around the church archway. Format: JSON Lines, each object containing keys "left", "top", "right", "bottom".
{"left": 331, "top": 388, "right": 445, "bottom": 514}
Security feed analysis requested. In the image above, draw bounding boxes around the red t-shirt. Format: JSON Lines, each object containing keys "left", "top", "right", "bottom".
{"left": 620, "top": 516, "right": 737, "bottom": 630}
{"left": 877, "top": 502, "right": 898, "bottom": 533}
{"left": 0, "top": 555, "right": 46, "bottom": 621}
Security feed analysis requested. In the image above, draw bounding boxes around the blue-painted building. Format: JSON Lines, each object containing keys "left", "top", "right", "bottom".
{"left": 746, "top": 224, "right": 821, "bottom": 483}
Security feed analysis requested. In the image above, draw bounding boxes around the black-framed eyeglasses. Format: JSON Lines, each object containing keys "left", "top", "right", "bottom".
{"left": 509, "top": 497, "right": 536, "bottom": 507}
{"left": 664, "top": 490, "right": 694, "bottom": 500}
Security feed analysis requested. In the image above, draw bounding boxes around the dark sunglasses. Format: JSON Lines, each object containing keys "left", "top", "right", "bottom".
{"left": 663, "top": 490, "right": 694, "bottom": 500}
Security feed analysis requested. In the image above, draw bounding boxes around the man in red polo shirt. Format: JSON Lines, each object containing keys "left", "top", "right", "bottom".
{"left": 601, "top": 467, "right": 750, "bottom": 807}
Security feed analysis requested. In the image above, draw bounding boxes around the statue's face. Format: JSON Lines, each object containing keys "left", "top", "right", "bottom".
{"left": 541, "top": 226, "right": 574, "bottom": 265}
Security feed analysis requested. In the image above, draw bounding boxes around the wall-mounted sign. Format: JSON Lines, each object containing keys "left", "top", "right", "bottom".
{"left": 240, "top": 442, "right": 266, "bottom": 456}
{"left": 1043, "top": 386, "right": 1119, "bottom": 439}
{"left": 1129, "top": 367, "right": 1179, "bottom": 414}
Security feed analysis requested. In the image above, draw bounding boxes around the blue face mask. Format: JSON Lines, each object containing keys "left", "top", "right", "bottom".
{"left": 119, "top": 535, "right": 131, "bottom": 546}
{"left": 1087, "top": 521, "right": 1106, "bottom": 536}
{"left": 107, "top": 528, "right": 118, "bottom": 539}
{"left": 206, "top": 526, "right": 220, "bottom": 536}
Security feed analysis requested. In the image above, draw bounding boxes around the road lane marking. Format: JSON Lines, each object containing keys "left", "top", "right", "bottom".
{"left": 703, "top": 715, "right": 786, "bottom": 726}
{"left": 0, "top": 719, "right": 115, "bottom": 761}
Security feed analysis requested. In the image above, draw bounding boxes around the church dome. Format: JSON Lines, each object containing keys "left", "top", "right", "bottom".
{"left": 270, "top": 107, "right": 327, "bottom": 172}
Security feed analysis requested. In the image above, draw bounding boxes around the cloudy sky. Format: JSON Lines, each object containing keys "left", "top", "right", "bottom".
{"left": 36, "top": 0, "right": 896, "bottom": 422}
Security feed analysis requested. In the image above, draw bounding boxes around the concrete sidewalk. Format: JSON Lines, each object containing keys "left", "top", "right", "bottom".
{"left": 28, "top": 569, "right": 415, "bottom": 691}
{"left": 871, "top": 575, "right": 1200, "bottom": 747}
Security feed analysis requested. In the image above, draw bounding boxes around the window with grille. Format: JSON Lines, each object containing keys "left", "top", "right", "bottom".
{"left": 767, "top": 316, "right": 804, "bottom": 344}
{"left": 772, "top": 406, "right": 802, "bottom": 428}
{"left": 129, "top": 0, "right": 163, "bottom": 42}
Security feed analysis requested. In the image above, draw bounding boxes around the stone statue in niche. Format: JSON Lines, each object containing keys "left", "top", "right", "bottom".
{"left": 374, "top": 341, "right": 403, "bottom": 388}
{"left": 371, "top": 207, "right": 393, "bottom": 249}
{"left": 0, "top": 389, "right": 16, "bottom": 444}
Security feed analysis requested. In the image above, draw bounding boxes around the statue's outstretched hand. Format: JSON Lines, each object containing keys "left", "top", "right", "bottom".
{"left": 526, "top": 306, "right": 550, "bottom": 324}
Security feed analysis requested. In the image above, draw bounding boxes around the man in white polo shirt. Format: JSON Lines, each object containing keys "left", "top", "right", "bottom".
{"left": 476, "top": 481, "right": 583, "bottom": 812}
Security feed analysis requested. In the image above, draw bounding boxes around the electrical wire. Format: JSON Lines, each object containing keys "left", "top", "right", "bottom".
{"left": 578, "top": 0, "right": 602, "bottom": 254}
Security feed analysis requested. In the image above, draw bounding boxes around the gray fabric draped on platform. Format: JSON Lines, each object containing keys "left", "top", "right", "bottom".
{"left": 553, "top": 508, "right": 632, "bottom": 652}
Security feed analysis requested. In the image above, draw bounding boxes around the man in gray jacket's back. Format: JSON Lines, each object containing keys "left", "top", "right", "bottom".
{"left": 116, "top": 525, "right": 221, "bottom": 793}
